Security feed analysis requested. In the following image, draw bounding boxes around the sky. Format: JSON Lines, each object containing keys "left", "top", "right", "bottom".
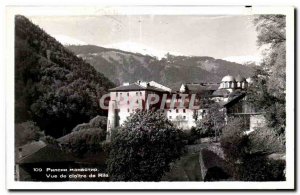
{"left": 29, "top": 15, "right": 261, "bottom": 63}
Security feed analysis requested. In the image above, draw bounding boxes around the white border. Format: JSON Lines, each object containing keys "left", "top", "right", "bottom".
{"left": 6, "top": 6, "right": 295, "bottom": 190}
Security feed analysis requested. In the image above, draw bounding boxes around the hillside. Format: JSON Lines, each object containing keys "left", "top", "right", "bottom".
{"left": 67, "top": 45, "right": 254, "bottom": 89}
{"left": 15, "top": 15, "right": 115, "bottom": 138}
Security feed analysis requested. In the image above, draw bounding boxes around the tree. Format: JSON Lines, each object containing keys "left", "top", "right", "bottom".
{"left": 249, "top": 15, "right": 286, "bottom": 137}
{"left": 220, "top": 118, "right": 286, "bottom": 181}
{"left": 254, "top": 15, "right": 286, "bottom": 95}
{"left": 107, "top": 110, "right": 184, "bottom": 181}
{"left": 220, "top": 117, "right": 249, "bottom": 163}
{"left": 15, "top": 15, "right": 115, "bottom": 138}
{"left": 58, "top": 116, "right": 108, "bottom": 157}
{"left": 195, "top": 102, "right": 225, "bottom": 141}
{"left": 59, "top": 127, "right": 106, "bottom": 157}
{"left": 247, "top": 126, "right": 285, "bottom": 154}
{"left": 15, "top": 121, "right": 45, "bottom": 147}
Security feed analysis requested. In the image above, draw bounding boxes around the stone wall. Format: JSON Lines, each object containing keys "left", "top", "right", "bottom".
{"left": 198, "top": 143, "right": 230, "bottom": 180}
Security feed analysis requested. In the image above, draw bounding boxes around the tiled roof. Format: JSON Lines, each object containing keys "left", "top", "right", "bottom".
{"left": 16, "top": 141, "right": 74, "bottom": 164}
{"left": 212, "top": 89, "right": 231, "bottom": 97}
{"left": 184, "top": 83, "right": 219, "bottom": 94}
{"left": 222, "top": 93, "right": 246, "bottom": 107}
{"left": 109, "top": 83, "right": 167, "bottom": 92}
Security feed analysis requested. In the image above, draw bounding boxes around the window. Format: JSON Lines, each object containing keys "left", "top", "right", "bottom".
{"left": 183, "top": 109, "right": 186, "bottom": 113}
{"left": 127, "top": 108, "right": 130, "bottom": 112}
{"left": 169, "top": 116, "right": 172, "bottom": 119}
{"left": 169, "top": 110, "right": 172, "bottom": 112}
{"left": 116, "top": 92, "right": 118, "bottom": 97}
{"left": 127, "top": 100, "right": 130, "bottom": 105}
{"left": 136, "top": 92, "right": 138, "bottom": 95}
{"left": 183, "top": 116, "right": 186, "bottom": 119}
{"left": 127, "top": 92, "right": 129, "bottom": 96}
{"left": 140, "top": 92, "right": 142, "bottom": 96}
{"left": 176, "top": 109, "right": 179, "bottom": 113}
{"left": 120, "top": 92, "right": 122, "bottom": 96}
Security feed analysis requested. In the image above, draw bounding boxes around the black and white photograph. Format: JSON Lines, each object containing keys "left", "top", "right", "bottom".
{"left": 5, "top": 6, "right": 295, "bottom": 190}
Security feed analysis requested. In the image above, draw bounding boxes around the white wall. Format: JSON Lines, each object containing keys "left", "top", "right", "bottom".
{"left": 166, "top": 108, "right": 198, "bottom": 130}
{"left": 250, "top": 114, "right": 266, "bottom": 132}
{"left": 107, "top": 91, "right": 147, "bottom": 130}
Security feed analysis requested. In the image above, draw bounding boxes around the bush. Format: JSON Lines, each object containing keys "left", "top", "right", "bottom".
{"left": 107, "top": 110, "right": 184, "bottom": 181}
{"left": 248, "top": 127, "right": 285, "bottom": 154}
{"left": 195, "top": 117, "right": 213, "bottom": 137}
{"left": 220, "top": 118, "right": 286, "bottom": 181}
{"left": 15, "top": 121, "right": 44, "bottom": 147}
{"left": 89, "top": 115, "right": 107, "bottom": 130}
{"left": 237, "top": 154, "right": 285, "bottom": 181}
{"left": 59, "top": 127, "right": 106, "bottom": 157}
{"left": 72, "top": 115, "right": 107, "bottom": 132}
{"left": 194, "top": 103, "right": 225, "bottom": 139}
{"left": 220, "top": 118, "right": 249, "bottom": 162}
{"left": 180, "top": 127, "right": 200, "bottom": 145}
{"left": 40, "top": 135, "right": 59, "bottom": 145}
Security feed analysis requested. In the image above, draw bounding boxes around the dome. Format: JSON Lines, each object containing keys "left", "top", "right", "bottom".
{"left": 235, "top": 75, "right": 246, "bottom": 82}
{"left": 221, "top": 75, "right": 235, "bottom": 82}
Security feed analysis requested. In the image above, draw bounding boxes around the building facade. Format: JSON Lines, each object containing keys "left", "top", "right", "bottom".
{"left": 106, "top": 75, "right": 264, "bottom": 140}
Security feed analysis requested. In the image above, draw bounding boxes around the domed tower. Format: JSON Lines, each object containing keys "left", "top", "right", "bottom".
{"left": 235, "top": 75, "right": 248, "bottom": 89}
{"left": 220, "top": 75, "right": 236, "bottom": 92}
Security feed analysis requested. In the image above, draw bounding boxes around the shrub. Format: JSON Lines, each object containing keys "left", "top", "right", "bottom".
{"left": 59, "top": 127, "right": 106, "bottom": 157}
{"left": 15, "top": 121, "right": 44, "bottom": 147}
{"left": 194, "top": 103, "right": 225, "bottom": 140}
{"left": 220, "top": 118, "right": 286, "bottom": 181}
{"left": 107, "top": 110, "right": 184, "bottom": 181}
{"left": 248, "top": 127, "right": 285, "bottom": 154}
{"left": 180, "top": 127, "right": 200, "bottom": 145}
{"left": 220, "top": 118, "right": 249, "bottom": 162}
{"left": 237, "top": 154, "right": 285, "bottom": 181}
{"left": 72, "top": 115, "right": 107, "bottom": 132}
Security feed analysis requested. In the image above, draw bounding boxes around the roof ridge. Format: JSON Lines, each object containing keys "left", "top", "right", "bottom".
{"left": 18, "top": 141, "right": 48, "bottom": 162}
{"left": 135, "top": 82, "right": 147, "bottom": 89}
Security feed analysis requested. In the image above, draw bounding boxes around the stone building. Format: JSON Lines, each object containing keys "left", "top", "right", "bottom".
{"left": 106, "top": 75, "right": 264, "bottom": 139}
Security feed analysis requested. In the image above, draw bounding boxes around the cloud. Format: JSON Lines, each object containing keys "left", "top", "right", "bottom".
{"left": 223, "top": 55, "right": 262, "bottom": 65}
{"left": 53, "top": 34, "right": 87, "bottom": 46}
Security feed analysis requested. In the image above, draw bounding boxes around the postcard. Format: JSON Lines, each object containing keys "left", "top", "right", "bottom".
{"left": 5, "top": 5, "right": 295, "bottom": 190}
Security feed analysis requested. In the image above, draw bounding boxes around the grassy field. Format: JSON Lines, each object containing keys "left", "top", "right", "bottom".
{"left": 162, "top": 152, "right": 202, "bottom": 181}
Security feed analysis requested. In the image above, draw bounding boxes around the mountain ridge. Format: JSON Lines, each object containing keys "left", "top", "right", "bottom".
{"left": 67, "top": 45, "right": 254, "bottom": 89}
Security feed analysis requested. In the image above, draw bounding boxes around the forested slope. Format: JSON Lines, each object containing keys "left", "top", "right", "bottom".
{"left": 15, "top": 15, "right": 114, "bottom": 138}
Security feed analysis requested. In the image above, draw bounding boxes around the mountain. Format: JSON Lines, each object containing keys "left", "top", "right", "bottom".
{"left": 67, "top": 45, "right": 255, "bottom": 90}
{"left": 222, "top": 55, "right": 261, "bottom": 66}
{"left": 103, "top": 41, "right": 180, "bottom": 59}
{"left": 15, "top": 15, "right": 115, "bottom": 138}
